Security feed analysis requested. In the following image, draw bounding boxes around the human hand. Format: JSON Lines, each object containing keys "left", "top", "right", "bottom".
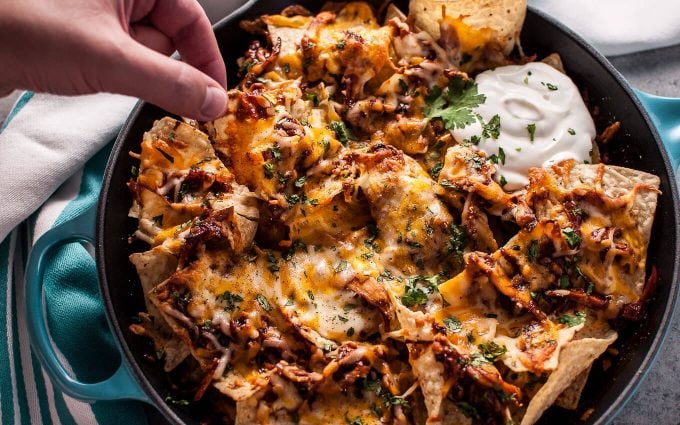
{"left": 0, "top": 0, "right": 228, "bottom": 121}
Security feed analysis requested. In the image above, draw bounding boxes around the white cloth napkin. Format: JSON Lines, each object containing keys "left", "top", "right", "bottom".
{"left": 0, "top": 93, "right": 136, "bottom": 242}
{"left": 528, "top": 0, "right": 680, "bottom": 56}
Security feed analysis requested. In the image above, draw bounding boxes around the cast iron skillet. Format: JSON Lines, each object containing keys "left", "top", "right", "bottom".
{"left": 25, "top": 1, "right": 680, "bottom": 424}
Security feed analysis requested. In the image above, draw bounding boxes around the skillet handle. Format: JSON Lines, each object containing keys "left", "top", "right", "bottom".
{"left": 635, "top": 89, "right": 680, "bottom": 174}
{"left": 24, "top": 204, "right": 149, "bottom": 403}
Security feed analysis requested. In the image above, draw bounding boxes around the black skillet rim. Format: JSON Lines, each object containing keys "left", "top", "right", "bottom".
{"left": 96, "top": 4, "right": 680, "bottom": 425}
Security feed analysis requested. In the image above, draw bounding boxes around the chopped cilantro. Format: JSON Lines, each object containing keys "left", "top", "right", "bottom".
{"left": 558, "top": 311, "right": 586, "bottom": 327}
{"left": 285, "top": 296, "right": 295, "bottom": 307}
{"left": 343, "top": 303, "right": 357, "bottom": 312}
{"left": 398, "top": 79, "right": 409, "bottom": 93}
{"left": 268, "top": 145, "right": 282, "bottom": 161}
{"left": 568, "top": 128, "right": 576, "bottom": 135}
{"left": 466, "top": 155, "right": 485, "bottom": 170}
{"left": 482, "top": 114, "right": 501, "bottom": 140}
{"left": 294, "top": 175, "right": 308, "bottom": 188}
{"left": 346, "top": 327, "right": 355, "bottom": 337}
{"left": 500, "top": 175, "right": 508, "bottom": 187}
{"left": 428, "top": 161, "right": 444, "bottom": 179}
{"left": 305, "top": 92, "right": 318, "bottom": 106}
{"left": 447, "top": 224, "right": 468, "bottom": 255}
{"left": 281, "top": 63, "right": 291, "bottom": 74}
{"left": 559, "top": 274, "right": 570, "bottom": 289}
{"left": 498, "top": 147, "right": 506, "bottom": 165}
{"left": 256, "top": 294, "right": 273, "bottom": 312}
{"left": 424, "top": 75, "right": 486, "bottom": 130}
{"left": 219, "top": 291, "right": 244, "bottom": 311}
{"left": 266, "top": 251, "right": 279, "bottom": 274}
{"left": 263, "top": 162, "right": 274, "bottom": 179}
{"left": 440, "top": 179, "right": 459, "bottom": 190}
{"left": 336, "top": 40, "right": 346, "bottom": 50}
{"left": 456, "top": 402, "right": 480, "bottom": 420}
{"left": 562, "top": 227, "right": 582, "bottom": 248}
{"left": 401, "top": 283, "right": 428, "bottom": 307}
{"left": 329, "top": 121, "right": 357, "bottom": 146}
{"left": 470, "top": 352, "right": 489, "bottom": 366}
{"left": 527, "top": 123, "right": 536, "bottom": 142}
{"left": 346, "top": 416, "right": 363, "bottom": 425}
{"left": 383, "top": 394, "right": 410, "bottom": 409}
{"left": 443, "top": 316, "right": 462, "bottom": 333}
{"left": 285, "top": 193, "right": 301, "bottom": 206}
{"left": 337, "top": 315, "right": 348, "bottom": 322}
{"left": 307, "top": 290, "right": 315, "bottom": 301}
{"left": 465, "top": 134, "right": 481, "bottom": 145}
{"left": 545, "top": 82, "right": 559, "bottom": 91}
{"left": 527, "top": 240, "right": 539, "bottom": 262}
{"left": 478, "top": 342, "right": 507, "bottom": 361}
{"left": 131, "top": 165, "right": 138, "bottom": 178}
{"left": 334, "top": 260, "right": 349, "bottom": 273}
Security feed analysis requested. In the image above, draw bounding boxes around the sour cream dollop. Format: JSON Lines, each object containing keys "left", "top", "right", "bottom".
{"left": 451, "top": 62, "right": 596, "bottom": 191}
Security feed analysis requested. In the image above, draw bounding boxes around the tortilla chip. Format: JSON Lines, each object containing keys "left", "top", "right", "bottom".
{"left": 130, "top": 247, "right": 190, "bottom": 371}
{"left": 409, "top": 0, "right": 526, "bottom": 54}
{"left": 568, "top": 164, "right": 659, "bottom": 241}
{"left": 554, "top": 366, "right": 590, "bottom": 410}
{"left": 541, "top": 53, "right": 565, "bottom": 73}
{"left": 263, "top": 14, "right": 312, "bottom": 75}
{"left": 409, "top": 343, "right": 473, "bottom": 424}
{"left": 520, "top": 330, "right": 617, "bottom": 425}
{"left": 552, "top": 164, "right": 660, "bottom": 301}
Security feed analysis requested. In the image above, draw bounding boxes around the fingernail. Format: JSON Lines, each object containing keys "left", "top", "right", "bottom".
{"left": 200, "top": 86, "right": 227, "bottom": 120}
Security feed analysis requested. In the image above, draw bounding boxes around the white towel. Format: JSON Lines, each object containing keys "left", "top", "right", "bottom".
{"left": 528, "top": 0, "right": 680, "bottom": 56}
{"left": 0, "top": 93, "right": 136, "bottom": 242}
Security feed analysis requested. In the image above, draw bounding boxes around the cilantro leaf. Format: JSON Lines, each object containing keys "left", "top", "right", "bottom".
{"left": 443, "top": 316, "right": 462, "bottom": 333}
{"left": 527, "top": 123, "right": 536, "bottom": 142}
{"left": 329, "top": 121, "right": 357, "bottom": 146}
{"left": 482, "top": 114, "right": 501, "bottom": 139}
{"left": 478, "top": 342, "right": 507, "bottom": 361}
{"left": 424, "top": 76, "right": 486, "bottom": 130}
{"left": 558, "top": 311, "right": 586, "bottom": 327}
{"left": 562, "top": 227, "right": 582, "bottom": 248}
{"left": 401, "top": 283, "right": 428, "bottom": 307}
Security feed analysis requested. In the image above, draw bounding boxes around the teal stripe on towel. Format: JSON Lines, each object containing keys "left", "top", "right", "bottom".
{"left": 44, "top": 144, "right": 146, "bottom": 425}
{"left": 0, "top": 237, "right": 15, "bottom": 424}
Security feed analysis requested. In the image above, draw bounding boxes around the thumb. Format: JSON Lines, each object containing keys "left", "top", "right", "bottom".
{"left": 100, "top": 38, "right": 227, "bottom": 121}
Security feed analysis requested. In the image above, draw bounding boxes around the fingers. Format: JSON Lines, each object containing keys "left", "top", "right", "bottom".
{"left": 147, "top": 0, "right": 227, "bottom": 88}
{"left": 101, "top": 38, "right": 227, "bottom": 121}
{"left": 129, "top": 24, "right": 174, "bottom": 56}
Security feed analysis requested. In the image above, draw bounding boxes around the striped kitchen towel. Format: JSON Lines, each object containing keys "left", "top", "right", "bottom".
{"left": 0, "top": 92, "right": 147, "bottom": 425}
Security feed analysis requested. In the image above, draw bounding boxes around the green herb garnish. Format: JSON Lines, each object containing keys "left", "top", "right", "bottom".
{"left": 562, "top": 227, "right": 582, "bottom": 248}
{"left": 256, "top": 294, "right": 273, "bottom": 312}
{"left": 424, "top": 75, "right": 486, "bottom": 130}
{"left": 478, "top": 342, "right": 507, "bottom": 361}
{"left": 527, "top": 123, "right": 536, "bottom": 142}
{"left": 443, "top": 316, "right": 462, "bottom": 333}
{"left": 558, "top": 311, "right": 586, "bottom": 327}
{"left": 329, "top": 121, "right": 357, "bottom": 146}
